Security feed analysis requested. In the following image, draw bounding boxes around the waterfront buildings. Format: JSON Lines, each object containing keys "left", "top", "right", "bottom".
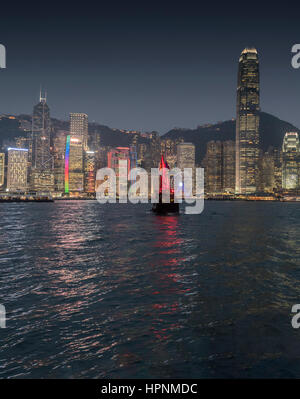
{"left": 235, "top": 48, "right": 260, "bottom": 194}
{"left": 7, "top": 148, "right": 28, "bottom": 191}
{"left": 202, "top": 140, "right": 235, "bottom": 194}
{"left": 282, "top": 132, "right": 300, "bottom": 190}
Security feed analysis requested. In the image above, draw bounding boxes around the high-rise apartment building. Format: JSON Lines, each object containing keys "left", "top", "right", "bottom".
{"left": 70, "top": 113, "right": 88, "bottom": 150}
{"left": 7, "top": 148, "right": 28, "bottom": 192}
{"left": 235, "top": 48, "right": 260, "bottom": 194}
{"left": 282, "top": 132, "right": 300, "bottom": 190}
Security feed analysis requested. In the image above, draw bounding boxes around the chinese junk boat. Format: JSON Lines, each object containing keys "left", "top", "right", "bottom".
{"left": 152, "top": 154, "right": 179, "bottom": 214}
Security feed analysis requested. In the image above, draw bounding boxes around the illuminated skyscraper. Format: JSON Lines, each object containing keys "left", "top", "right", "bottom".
{"left": 65, "top": 136, "right": 84, "bottom": 193}
{"left": 70, "top": 113, "right": 88, "bottom": 150}
{"left": 30, "top": 90, "right": 54, "bottom": 192}
{"left": 7, "top": 148, "right": 28, "bottom": 191}
{"left": 235, "top": 48, "right": 260, "bottom": 194}
{"left": 282, "top": 132, "right": 300, "bottom": 190}
{"left": 0, "top": 153, "right": 5, "bottom": 188}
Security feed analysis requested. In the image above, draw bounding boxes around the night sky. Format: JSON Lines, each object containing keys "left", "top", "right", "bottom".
{"left": 0, "top": 1, "right": 299, "bottom": 133}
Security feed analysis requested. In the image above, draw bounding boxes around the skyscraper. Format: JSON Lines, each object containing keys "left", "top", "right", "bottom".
{"left": 70, "top": 113, "right": 88, "bottom": 150}
{"left": 282, "top": 132, "right": 300, "bottom": 190}
{"left": 30, "top": 90, "right": 54, "bottom": 192}
{"left": 7, "top": 148, "right": 28, "bottom": 192}
{"left": 65, "top": 136, "right": 84, "bottom": 193}
{"left": 235, "top": 48, "right": 260, "bottom": 194}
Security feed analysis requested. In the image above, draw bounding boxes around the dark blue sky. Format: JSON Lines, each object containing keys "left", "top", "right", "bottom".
{"left": 0, "top": 1, "right": 300, "bottom": 133}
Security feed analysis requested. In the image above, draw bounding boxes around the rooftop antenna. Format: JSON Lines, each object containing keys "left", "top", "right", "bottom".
{"left": 39, "top": 85, "right": 47, "bottom": 103}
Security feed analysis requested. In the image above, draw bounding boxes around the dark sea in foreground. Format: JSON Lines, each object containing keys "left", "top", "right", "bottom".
{"left": 0, "top": 201, "right": 300, "bottom": 378}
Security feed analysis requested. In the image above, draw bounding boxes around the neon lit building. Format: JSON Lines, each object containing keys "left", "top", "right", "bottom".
{"left": 282, "top": 132, "right": 300, "bottom": 190}
{"left": 7, "top": 148, "right": 28, "bottom": 192}
{"left": 64, "top": 136, "right": 84, "bottom": 193}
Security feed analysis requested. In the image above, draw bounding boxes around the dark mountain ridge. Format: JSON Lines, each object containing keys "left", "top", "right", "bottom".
{"left": 0, "top": 111, "right": 298, "bottom": 164}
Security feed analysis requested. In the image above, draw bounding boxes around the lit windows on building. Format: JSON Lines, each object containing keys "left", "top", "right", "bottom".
{"left": 70, "top": 113, "right": 88, "bottom": 151}
{"left": 84, "top": 151, "right": 96, "bottom": 193}
{"left": 7, "top": 148, "right": 28, "bottom": 192}
{"left": 235, "top": 48, "right": 260, "bottom": 194}
{"left": 282, "top": 132, "right": 300, "bottom": 190}
{"left": 65, "top": 136, "right": 84, "bottom": 193}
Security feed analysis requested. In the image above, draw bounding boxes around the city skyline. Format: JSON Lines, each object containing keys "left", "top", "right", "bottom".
{"left": 0, "top": 2, "right": 300, "bottom": 133}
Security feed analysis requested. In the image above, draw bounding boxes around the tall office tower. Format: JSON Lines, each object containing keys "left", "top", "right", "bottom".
{"left": 70, "top": 113, "right": 88, "bottom": 150}
{"left": 30, "top": 91, "right": 54, "bottom": 192}
{"left": 177, "top": 142, "right": 195, "bottom": 170}
{"left": 65, "top": 136, "right": 84, "bottom": 194}
{"left": 258, "top": 150, "right": 275, "bottom": 193}
{"left": 282, "top": 132, "right": 300, "bottom": 190}
{"left": 84, "top": 150, "right": 96, "bottom": 193}
{"left": 0, "top": 153, "right": 5, "bottom": 188}
{"left": 53, "top": 130, "right": 68, "bottom": 193}
{"left": 202, "top": 141, "right": 223, "bottom": 193}
{"left": 7, "top": 148, "right": 28, "bottom": 192}
{"left": 222, "top": 141, "right": 236, "bottom": 193}
{"left": 235, "top": 47, "right": 260, "bottom": 194}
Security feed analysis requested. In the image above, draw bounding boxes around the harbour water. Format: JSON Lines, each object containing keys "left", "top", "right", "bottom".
{"left": 0, "top": 201, "right": 300, "bottom": 378}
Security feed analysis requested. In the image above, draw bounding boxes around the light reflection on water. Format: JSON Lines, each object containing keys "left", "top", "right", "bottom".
{"left": 0, "top": 201, "right": 300, "bottom": 378}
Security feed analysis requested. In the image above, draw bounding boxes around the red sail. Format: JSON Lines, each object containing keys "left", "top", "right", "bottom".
{"left": 159, "top": 154, "right": 170, "bottom": 193}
